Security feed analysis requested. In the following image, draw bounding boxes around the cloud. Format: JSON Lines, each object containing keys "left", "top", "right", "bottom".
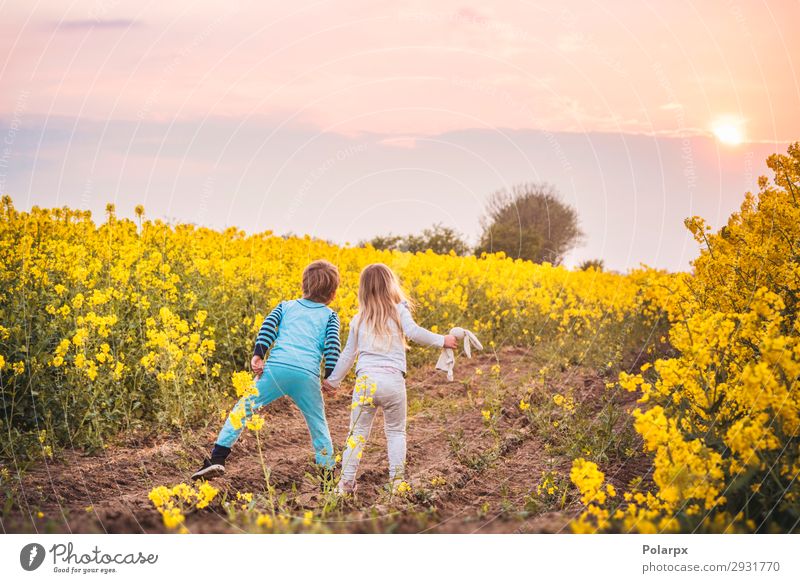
{"left": 453, "top": 7, "right": 490, "bottom": 26}
{"left": 557, "top": 33, "right": 587, "bottom": 53}
{"left": 56, "top": 19, "right": 140, "bottom": 31}
{"left": 377, "top": 136, "right": 418, "bottom": 149}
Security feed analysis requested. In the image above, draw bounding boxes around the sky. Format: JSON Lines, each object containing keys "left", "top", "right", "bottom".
{"left": 1, "top": 0, "right": 798, "bottom": 271}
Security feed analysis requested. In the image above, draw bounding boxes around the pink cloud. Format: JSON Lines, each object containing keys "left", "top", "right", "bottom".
{"left": 1, "top": 0, "right": 797, "bottom": 142}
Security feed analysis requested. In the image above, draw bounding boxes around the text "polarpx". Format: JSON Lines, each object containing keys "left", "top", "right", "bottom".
{"left": 643, "top": 545, "right": 688, "bottom": 557}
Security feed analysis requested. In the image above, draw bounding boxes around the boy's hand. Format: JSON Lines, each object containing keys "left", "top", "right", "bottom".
{"left": 443, "top": 334, "right": 458, "bottom": 349}
{"left": 251, "top": 355, "right": 264, "bottom": 376}
{"left": 321, "top": 379, "right": 337, "bottom": 392}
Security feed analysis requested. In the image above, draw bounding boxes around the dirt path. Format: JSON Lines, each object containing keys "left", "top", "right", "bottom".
{"left": 3, "top": 347, "right": 646, "bottom": 533}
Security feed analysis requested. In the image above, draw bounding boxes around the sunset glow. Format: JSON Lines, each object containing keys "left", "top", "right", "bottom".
{"left": 713, "top": 120, "right": 745, "bottom": 146}
{"left": 1, "top": 0, "right": 798, "bottom": 272}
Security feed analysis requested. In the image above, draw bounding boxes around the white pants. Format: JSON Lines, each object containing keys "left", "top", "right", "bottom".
{"left": 341, "top": 368, "right": 407, "bottom": 482}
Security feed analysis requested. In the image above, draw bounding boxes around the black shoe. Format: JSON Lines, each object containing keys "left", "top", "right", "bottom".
{"left": 191, "top": 457, "right": 225, "bottom": 481}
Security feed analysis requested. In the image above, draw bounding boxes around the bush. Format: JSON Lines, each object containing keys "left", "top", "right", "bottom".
{"left": 363, "top": 223, "right": 470, "bottom": 255}
{"left": 573, "top": 144, "right": 800, "bottom": 533}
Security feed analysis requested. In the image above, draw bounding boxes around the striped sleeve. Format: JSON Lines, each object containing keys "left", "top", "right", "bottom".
{"left": 322, "top": 311, "right": 341, "bottom": 379}
{"left": 253, "top": 302, "right": 283, "bottom": 358}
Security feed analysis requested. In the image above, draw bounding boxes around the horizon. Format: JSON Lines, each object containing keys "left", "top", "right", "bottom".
{"left": 2, "top": 0, "right": 798, "bottom": 271}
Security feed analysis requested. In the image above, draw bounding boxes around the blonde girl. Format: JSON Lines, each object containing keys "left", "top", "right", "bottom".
{"left": 325, "top": 263, "right": 456, "bottom": 493}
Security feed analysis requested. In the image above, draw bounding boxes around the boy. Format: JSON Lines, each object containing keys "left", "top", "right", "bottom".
{"left": 192, "top": 260, "right": 341, "bottom": 480}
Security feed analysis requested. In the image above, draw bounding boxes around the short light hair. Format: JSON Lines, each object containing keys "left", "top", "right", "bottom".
{"left": 302, "top": 260, "right": 339, "bottom": 303}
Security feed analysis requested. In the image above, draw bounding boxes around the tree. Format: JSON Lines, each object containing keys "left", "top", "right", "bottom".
{"left": 365, "top": 234, "right": 403, "bottom": 251}
{"left": 578, "top": 259, "right": 604, "bottom": 271}
{"left": 475, "top": 183, "right": 583, "bottom": 264}
{"left": 364, "top": 223, "right": 470, "bottom": 255}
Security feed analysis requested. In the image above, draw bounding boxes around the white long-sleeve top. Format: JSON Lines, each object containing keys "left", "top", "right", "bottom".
{"left": 326, "top": 302, "right": 444, "bottom": 386}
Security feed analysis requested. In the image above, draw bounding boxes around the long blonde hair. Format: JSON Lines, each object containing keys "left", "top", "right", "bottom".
{"left": 356, "top": 263, "right": 413, "bottom": 348}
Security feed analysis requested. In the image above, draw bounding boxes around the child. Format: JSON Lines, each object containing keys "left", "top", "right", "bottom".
{"left": 192, "top": 260, "right": 342, "bottom": 480}
{"left": 325, "top": 263, "right": 457, "bottom": 493}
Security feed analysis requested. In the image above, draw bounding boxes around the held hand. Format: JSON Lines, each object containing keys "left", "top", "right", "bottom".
{"left": 251, "top": 355, "right": 265, "bottom": 376}
{"left": 321, "top": 379, "right": 337, "bottom": 392}
{"left": 443, "top": 334, "right": 458, "bottom": 350}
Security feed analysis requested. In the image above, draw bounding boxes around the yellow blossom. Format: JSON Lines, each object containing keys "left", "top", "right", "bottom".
{"left": 246, "top": 414, "right": 265, "bottom": 432}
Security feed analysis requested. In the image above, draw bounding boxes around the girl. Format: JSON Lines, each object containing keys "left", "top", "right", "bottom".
{"left": 325, "top": 263, "right": 457, "bottom": 494}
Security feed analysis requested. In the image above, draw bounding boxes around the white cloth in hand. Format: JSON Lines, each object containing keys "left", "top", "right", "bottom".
{"left": 435, "top": 327, "right": 483, "bottom": 381}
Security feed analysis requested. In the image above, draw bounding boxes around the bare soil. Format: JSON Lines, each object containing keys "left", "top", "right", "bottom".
{"left": 3, "top": 347, "right": 648, "bottom": 534}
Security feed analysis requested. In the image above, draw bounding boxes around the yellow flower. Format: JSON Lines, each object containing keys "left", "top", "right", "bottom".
{"left": 148, "top": 486, "right": 172, "bottom": 509}
{"left": 246, "top": 414, "right": 265, "bottom": 432}
{"left": 171, "top": 483, "right": 194, "bottom": 502}
{"left": 229, "top": 405, "right": 246, "bottom": 430}
{"left": 86, "top": 361, "right": 98, "bottom": 381}
{"left": 518, "top": 399, "right": 530, "bottom": 411}
{"left": 236, "top": 491, "right": 253, "bottom": 504}
{"left": 232, "top": 370, "right": 257, "bottom": 398}
{"left": 161, "top": 506, "right": 185, "bottom": 530}
{"left": 481, "top": 409, "right": 491, "bottom": 422}
{"left": 570, "top": 458, "right": 607, "bottom": 506}
{"left": 552, "top": 393, "right": 575, "bottom": 412}
{"left": 196, "top": 482, "right": 219, "bottom": 509}
{"left": 302, "top": 511, "right": 313, "bottom": 526}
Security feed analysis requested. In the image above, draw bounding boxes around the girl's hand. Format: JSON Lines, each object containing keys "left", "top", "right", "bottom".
{"left": 443, "top": 334, "right": 458, "bottom": 349}
{"left": 321, "top": 379, "right": 337, "bottom": 392}
{"left": 251, "top": 355, "right": 265, "bottom": 376}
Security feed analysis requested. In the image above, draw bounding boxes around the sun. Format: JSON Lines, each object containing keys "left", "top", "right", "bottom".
{"left": 712, "top": 120, "right": 744, "bottom": 146}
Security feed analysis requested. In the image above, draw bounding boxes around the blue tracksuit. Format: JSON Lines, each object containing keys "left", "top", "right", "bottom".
{"left": 215, "top": 298, "right": 341, "bottom": 467}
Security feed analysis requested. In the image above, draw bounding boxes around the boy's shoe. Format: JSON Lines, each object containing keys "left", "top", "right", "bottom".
{"left": 336, "top": 479, "right": 357, "bottom": 495}
{"left": 191, "top": 458, "right": 225, "bottom": 481}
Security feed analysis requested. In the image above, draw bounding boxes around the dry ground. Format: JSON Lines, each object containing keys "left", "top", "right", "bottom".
{"left": 3, "top": 347, "right": 648, "bottom": 533}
